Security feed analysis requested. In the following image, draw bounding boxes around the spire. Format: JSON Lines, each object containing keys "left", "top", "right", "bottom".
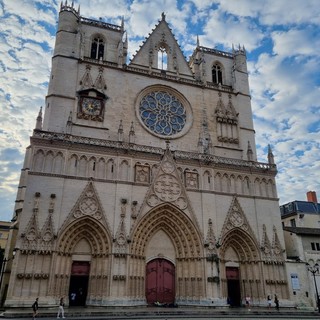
{"left": 35, "top": 106, "right": 43, "bottom": 130}
{"left": 118, "top": 120, "right": 123, "bottom": 142}
{"left": 121, "top": 16, "right": 124, "bottom": 33}
{"left": 77, "top": 4, "right": 80, "bottom": 14}
{"left": 129, "top": 121, "right": 135, "bottom": 144}
{"left": 247, "top": 141, "right": 253, "bottom": 161}
{"left": 268, "top": 144, "right": 275, "bottom": 165}
{"left": 196, "top": 35, "right": 200, "bottom": 47}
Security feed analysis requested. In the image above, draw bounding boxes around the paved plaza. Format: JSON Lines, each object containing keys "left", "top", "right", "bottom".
{"left": 1, "top": 307, "right": 320, "bottom": 319}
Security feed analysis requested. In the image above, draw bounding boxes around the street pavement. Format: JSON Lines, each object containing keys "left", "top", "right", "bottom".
{"left": 1, "top": 306, "right": 320, "bottom": 319}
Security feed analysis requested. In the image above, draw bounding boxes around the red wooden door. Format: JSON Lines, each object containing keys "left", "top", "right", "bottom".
{"left": 146, "top": 259, "right": 175, "bottom": 304}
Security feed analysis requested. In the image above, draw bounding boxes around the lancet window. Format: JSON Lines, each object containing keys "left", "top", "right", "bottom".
{"left": 90, "top": 36, "right": 105, "bottom": 60}
{"left": 212, "top": 63, "right": 223, "bottom": 84}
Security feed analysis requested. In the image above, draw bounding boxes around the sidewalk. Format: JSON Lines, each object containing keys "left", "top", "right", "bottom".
{"left": 1, "top": 306, "right": 319, "bottom": 319}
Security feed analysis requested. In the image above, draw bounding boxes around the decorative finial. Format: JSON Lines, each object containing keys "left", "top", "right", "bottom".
{"left": 247, "top": 141, "right": 253, "bottom": 161}
{"left": 268, "top": 144, "right": 275, "bottom": 165}
{"left": 165, "top": 140, "right": 170, "bottom": 150}
{"left": 161, "top": 12, "right": 166, "bottom": 21}
{"left": 196, "top": 35, "right": 200, "bottom": 47}
{"left": 35, "top": 106, "right": 43, "bottom": 130}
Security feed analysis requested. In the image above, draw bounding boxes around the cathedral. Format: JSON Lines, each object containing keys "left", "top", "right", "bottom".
{"left": 5, "top": 2, "right": 291, "bottom": 308}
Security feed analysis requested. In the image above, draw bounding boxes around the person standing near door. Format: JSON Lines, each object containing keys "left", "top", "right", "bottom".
{"left": 57, "top": 297, "right": 65, "bottom": 318}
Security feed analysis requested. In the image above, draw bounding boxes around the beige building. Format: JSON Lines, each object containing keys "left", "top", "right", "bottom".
{"left": 281, "top": 191, "right": 320, "bottom": 310}
{"left": 5, "top": 2, "right": 293, "bottom": 308}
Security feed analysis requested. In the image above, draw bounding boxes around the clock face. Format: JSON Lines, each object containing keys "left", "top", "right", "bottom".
{"left": 82, "top": 97, "right": 102, "bottom": 115}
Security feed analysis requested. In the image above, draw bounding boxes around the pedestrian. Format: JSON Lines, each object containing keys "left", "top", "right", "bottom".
{"left": 32, "top": 297, "right": 39, "bottom": 319}
{"left": 245, "top": 296, "right": 251, "bottom": 310}
{"left": 274, "top": 294, "right": 279, "bottom": 310}
{"left": 57, "top": 297, "right": 65, "bottom": 318}
{"left": 267, "top": 295, "right": 272, "bottom": 308}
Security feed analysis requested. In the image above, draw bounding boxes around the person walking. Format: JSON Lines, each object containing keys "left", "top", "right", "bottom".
{"left": 32, "top": 298, "right": 39, "bottom": 319}
{"left": 57, "top": 297, "right": 65, "bottom": 318}
{"left": 274, "top": 294, "right": 279, "bottom": 311}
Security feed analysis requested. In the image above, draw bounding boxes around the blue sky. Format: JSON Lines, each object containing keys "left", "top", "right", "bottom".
{"left": 0, "top": 0, "right": 319, "bottom": 221}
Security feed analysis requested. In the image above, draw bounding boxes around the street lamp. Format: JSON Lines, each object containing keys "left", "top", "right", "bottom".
{"left": 306, "top": 262, "right": 320, "bottom": 313}
{"left": 0, "top": 249, "right": 17, "bottom": 296}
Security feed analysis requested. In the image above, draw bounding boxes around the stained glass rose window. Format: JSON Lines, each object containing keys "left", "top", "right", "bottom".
{"left": 139, "top": 91, "right": 187, "bottom": 136}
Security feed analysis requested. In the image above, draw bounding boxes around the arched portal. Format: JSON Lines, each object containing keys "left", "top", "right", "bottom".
{"left": 130, "top": 203, "right": 204, "bottom": 304}
{"left": 220, "top": 228, "right": 261, "bottom": 305}
{"left": 53, "top": 217, "right": 112, "bottom": 305}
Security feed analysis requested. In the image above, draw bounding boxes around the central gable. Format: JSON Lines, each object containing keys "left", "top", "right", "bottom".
{"left": 129, "top": 13, "right": 193, "bottom": 76}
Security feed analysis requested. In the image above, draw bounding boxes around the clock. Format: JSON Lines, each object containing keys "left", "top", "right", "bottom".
{"left": 82, "top": 97, "right": 102, "bottom": 116}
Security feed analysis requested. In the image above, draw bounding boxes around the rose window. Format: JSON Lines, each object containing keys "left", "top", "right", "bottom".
{"left": 139, "top": 91, "right": 187, "bottom": 136}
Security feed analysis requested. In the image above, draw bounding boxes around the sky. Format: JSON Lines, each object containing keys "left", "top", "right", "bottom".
{"left": 0, "top": 0, "right": 319, "bottom": 221}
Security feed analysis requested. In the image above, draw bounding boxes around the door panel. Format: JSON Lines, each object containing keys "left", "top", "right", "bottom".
{"left": 146, "top": 259, "right": 175, "bottom": 304}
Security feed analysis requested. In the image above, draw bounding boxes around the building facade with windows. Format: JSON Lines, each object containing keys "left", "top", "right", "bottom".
{"left": 281, "top": 191, "right": 320, "bottom": 309}
{"left": 5, "top": 3, "right": 293, "bottom": 308}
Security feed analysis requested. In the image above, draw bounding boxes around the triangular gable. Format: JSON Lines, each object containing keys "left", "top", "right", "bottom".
{"left": 261, "top": 224, "right": 272, "bottom": 260}
{"left": 272, "top": 225, "right": 285, "bottom": 261}
{"left": 220, "top": 196, "right": 257, "bottom": 245}
{"left": 129, "top": 13, "right": 193, "bottom": 76}
{"left": 134, "top": 143, "right": 200, "bottom": 228}
{"left": 59, "top": 181, "right": 110, "bottom": 233}
{"left": 21, "top": 194, "right": 41, "bottom": 253}
{"left": 39, "top": 211, "right": 55, "bottom": 254}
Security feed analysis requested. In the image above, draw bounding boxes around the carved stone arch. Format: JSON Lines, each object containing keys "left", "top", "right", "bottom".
{"left": 220, "top": 228, "right": 260, "bottom": 262}
{"left": 78, "top": 155, "right": 88, "bottom": 177}
{"left": 53, "top": 151, "right": 64, "bottom": 174}
{"left": 151, "top": 164, "right": 159, "bottom": 182}
{"left": 261, "top": 178, "right": 268, "bottom": 197}
{"left": 229, "top": 174, "right": 236, "bottom": 194}
{"left": 68, "top": 154, "right": 79, "bottom": 176}
{"left": 243, "top": 176, "right": 250, "bottom": 195}
{"left": 119, "top": 159, "right": 130, "bottom": 181}
{"left": 214, "top": 172, "right": 222, "bottom": 191}
{"left": 221, "top": 173, "right": 230, "bottom": 193}
{"left": 203, "top": 170, "right": 212, "bottom": 191}
{"left": 43, "top": 150, "right": 54, "bottom": 173}
{"left": 106, "top": 158, "right": 115, "bottom": 180}
{"left": 96, "top": 157, "right": 106, "bottom": 179}
{"left": 267, "top": 179, "right": 275, "bottom": 198}
{"left": 57, "top": 216, "right": 111, "bottom": 255}
{"left": 130, "top": 203, "right": 203, "bottom": 258}
{"left": 254, "top": 177, "right": 261, "bottom": 196}
{"left": 33, "top": 149, "right": 45, "bottom": 172}
{"left": 236, "top": 175, "right": 243, "bottom": 194}
{"left": 88, "top": 156, "right": 97, "bottom": 178}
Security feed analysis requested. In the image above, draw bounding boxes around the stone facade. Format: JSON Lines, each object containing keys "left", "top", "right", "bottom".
{"left": 6, "top": 2, "right": 292, "bottom": 308}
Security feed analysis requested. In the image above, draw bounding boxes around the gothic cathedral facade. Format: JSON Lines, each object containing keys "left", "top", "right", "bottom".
{"left": 6, "top": 3, "right": 290, "bottom": 307}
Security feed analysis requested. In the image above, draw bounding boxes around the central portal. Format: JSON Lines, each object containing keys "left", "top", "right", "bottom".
{"left": 146, "top": 258, "right": 175, "bottom": 305}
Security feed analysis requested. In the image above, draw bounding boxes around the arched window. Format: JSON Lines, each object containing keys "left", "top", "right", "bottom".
{"left": 212, "top": 63, "right": 223, "bottom": 84}
{"left": 158, "top": 46, "right": 168, "bottom": 70}
{"left": 91, "top": 37, "right": 104, "bottom": 60}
